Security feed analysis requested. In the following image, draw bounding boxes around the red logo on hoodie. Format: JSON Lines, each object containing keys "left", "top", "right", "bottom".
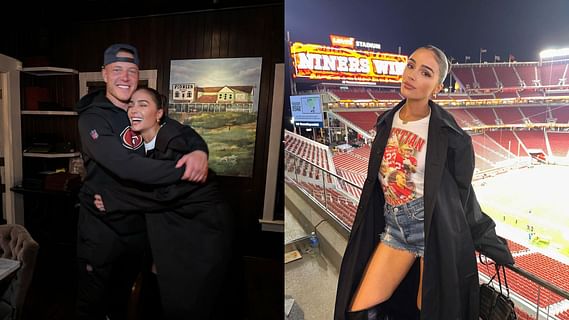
{"left": 120, "top": 127, "right": 143, "bottom": 150}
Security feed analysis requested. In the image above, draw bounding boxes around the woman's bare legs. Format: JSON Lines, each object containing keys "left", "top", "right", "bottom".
{"left": 350, "top": 243, "right": 416, "bottom": 311}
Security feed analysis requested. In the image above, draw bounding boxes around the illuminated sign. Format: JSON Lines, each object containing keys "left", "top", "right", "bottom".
{"left": 290, "top": 42, "right": 407, "bottom": 83}
{"left": 290, "top": 94, "right": 324, "bottom": 127}
{"left": 329, "top": 34, "right": 381, "bottom": 51}
{"left": 356, "top": 40, "right": 381, "bottom": 51}
{"left": 330, "top": 35, "right": 355, "bottom": 49}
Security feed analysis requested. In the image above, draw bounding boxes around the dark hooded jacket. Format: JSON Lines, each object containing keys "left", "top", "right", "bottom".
{"left": 334, "top": 100, "right": 514, "bottom": 320}
{"left": 92, "top": 117, "right": 234, "bottom": 319}
{"left": 97, "top": 117, "right": 221, "bottom": 215}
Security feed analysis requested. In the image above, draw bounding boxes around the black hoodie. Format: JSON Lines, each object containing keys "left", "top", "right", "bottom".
{"left": 76, "top": 90, "right": 187, "bottom": 234}
{"left": 96, "top": 118, "right": 221, "bottom": 217}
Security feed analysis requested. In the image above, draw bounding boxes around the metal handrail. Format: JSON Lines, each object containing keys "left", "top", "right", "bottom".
{"left": 506, "top": 263, "right": 569, "bottom": 300}
{"left": 284, "top": 149, "right": 364, "bottom": 190}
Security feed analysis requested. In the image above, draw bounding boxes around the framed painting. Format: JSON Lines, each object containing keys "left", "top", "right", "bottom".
{"left": 169, "top": 57, "right": 262, "bottom": 177}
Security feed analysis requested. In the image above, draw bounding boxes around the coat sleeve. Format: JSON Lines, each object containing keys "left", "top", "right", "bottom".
{"left": 78, "top": 112, "right": 183, "bottom": 185}
{"left": 97, "top": 181, "right": 198, "bottom": 213}
{"left": 169, "top": 125, "right": 209, "bottom": 155}
{"left": 90, "top": 123, "right": 208, "bottom": 213}
{"left": 450, "top": 133, "right": 514, "bottom": 265}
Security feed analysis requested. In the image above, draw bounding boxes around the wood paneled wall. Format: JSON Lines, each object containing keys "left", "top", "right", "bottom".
{"left": 7, "top": 3, "right": 284, "bottom": 256}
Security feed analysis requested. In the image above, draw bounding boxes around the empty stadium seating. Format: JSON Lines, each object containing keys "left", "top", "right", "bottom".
{"left": 451, "top": 61, "right": 569, "bottom": 93}
{"left": 486, "top": 130, "right": 528, "bottom": 157}
{"left": 472, "top": 66, "right": 499, "bottom": 89}
{"left": 336, "top": 169, "right": 364, "bottom": 198}
{"left": 515, "top": 130, "right": 547, "bottom": 153}
{"left": 446, "top": 108, "right": 479, "bottom": 127}
{"left": 494, "top": 66, "right": 521, "bottom": 87}
{"left": 551, "top": 105, "right": 569, "bottom": 123}
{"left": 284, "top": 131, "right": 334, "bottom": 183}
{"left": 334, "top": 111, "right": 380, "bottom": 132}
{"left": 332, "top": 151, "right": 369, "bottom": 175}
{"left": 539, "top": 62, "right": 568, "bottom": 86}
{"left": 469, "top": 107, "right": 499, "bottom": 125}
{"left": 494, "top": 91, "right": 519, "bottom": 99}
{"left": 518, "top": 88, "right": 543, "bottom": 98}
{"left": 548, "top": 132, "right": 569, "bottom": 157}
{"left": 471, "top": 134, "right": 510, "bottom": 163}
{"left": 327, "top": 103, "right": 568, "bottom": 171}
{"left": 295, "top": 181, "right": 358, "bottom": 227}
{"left": 328, "top": 88, "right": 407, "bottom": 102}
{"left": 515, "top": 65, "right": 539, "bottom": 87}
{"left": 478, "top": 241, "right": 569, "bottom": 312}
{"left": 452, "top": 67, "right": 476, "bottom": 89}
{"left": 369, "top": 90, "right": 402, "bottom": 100}
{"left": 330, "top": 89, "right": 373, "bottom": 101}
{"left": 520, "top": 106, "right": 548, "bottom": 123}
{"left": 494, "top": 106, "right": 525, "bottom": 124}
{"left": 506, "top": 239, "right": 529, "bottom": 254}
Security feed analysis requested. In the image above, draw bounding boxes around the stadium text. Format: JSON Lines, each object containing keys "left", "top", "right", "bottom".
{"left": 290, "top": 42, "right": 407, "bottom": 83}
{"left": 295, "top": 122, "right": 322, "bottom": 127}
{"left": 355, "top": 40, "right": 381, "bottom": 50}
{"left": 329, "top": 35, "right": 355, "bottom": 48}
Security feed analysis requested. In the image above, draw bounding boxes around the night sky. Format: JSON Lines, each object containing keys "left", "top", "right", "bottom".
{"left": 286, "top": 0, "right": 569, "bottom": 62}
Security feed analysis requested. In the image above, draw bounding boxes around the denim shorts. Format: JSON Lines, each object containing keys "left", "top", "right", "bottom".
{"left": 380, "top": 197, "right": 425, "bottom": 257}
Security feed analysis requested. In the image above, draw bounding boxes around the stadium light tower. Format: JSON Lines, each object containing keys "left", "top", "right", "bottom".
{"left": 479, "top": 48, "right": 487, "bottom": 63}
{"left": 539, "top": 47, "right": 569, "bottom": 60}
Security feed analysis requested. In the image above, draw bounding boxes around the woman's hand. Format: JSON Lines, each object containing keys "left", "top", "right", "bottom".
{"left": 94, "top": 194, "right": 106, "bottom": 213}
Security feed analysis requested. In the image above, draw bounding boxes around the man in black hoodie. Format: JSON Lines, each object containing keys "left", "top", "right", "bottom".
{"left": 75, "top": 43, "right": 209, "bottom": 320}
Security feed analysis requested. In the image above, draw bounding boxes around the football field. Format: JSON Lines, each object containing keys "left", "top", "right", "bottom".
{"left": 474, "top": 165, "right": 569, "bottom": 256}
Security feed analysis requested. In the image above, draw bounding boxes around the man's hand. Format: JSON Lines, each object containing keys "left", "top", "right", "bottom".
{"left": 176, "top": 150, "right": 208, "bottom": 182}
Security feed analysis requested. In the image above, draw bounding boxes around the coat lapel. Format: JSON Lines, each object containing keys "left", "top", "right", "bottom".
{"left": 351, "top": 101, "right": 403, "bottom": 234}
{"left": 423, "top": 102, "right": 449, "bottom": 242}
{"left": 369, "top": 101, "right": 405, "bottom": 183}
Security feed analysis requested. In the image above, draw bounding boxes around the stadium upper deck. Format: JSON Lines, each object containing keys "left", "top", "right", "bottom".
{"left": 300, "top": 59, "right": 569, "bottom": 107}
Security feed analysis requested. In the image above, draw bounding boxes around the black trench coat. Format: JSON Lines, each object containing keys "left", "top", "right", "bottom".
{"left": 334, "top": 100, "right": 514, "bottom": 320}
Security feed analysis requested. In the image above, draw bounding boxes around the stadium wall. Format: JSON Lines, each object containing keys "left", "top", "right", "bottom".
{"left": 285, "top": 182, "right": 348, "bottom": 270}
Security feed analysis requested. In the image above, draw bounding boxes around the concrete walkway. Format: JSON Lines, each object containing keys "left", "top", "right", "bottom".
{"left": 285, "top": 209, "right": 339, "bottom": 320}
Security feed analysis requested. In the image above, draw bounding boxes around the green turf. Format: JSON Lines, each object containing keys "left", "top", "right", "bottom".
{"left": 474, "top": 165, "right": 569, "bottom": 256}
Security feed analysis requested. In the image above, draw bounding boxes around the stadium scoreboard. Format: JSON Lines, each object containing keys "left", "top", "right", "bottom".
{"left": 290, "top": 34, "right": 407, "bottom": 84}
{"left": 290, "top": 94, "right": 324, "bottom": 128}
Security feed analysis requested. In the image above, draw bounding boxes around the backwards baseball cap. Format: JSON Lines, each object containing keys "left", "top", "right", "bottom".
{"left": 103, "top": 43, "right": 140, "bottom": 67}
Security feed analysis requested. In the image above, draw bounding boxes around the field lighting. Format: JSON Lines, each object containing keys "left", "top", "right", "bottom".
{"left": 539, "top": 47, "right": 569, "bottom": 59}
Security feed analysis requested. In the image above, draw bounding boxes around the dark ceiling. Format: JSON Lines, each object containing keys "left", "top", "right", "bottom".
{"left": 8, "top": 0, "right": 282, "bottom": 25}
{"left": 0, "top": 0, "right": 282, "bottom": 62}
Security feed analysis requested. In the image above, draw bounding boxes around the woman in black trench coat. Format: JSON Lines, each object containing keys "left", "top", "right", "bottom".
{"left": 94, "top": 87, "right": 235, "bottom": 319}
{"left": 334, "top": 45, "right": 514, "bottom": 320}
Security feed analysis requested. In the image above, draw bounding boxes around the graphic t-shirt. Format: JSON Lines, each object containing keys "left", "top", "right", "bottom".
{"left": 379, "top": 108, "right": 430, "bottom": 206}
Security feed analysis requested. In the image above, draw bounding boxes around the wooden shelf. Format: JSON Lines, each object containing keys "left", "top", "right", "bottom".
{"left": 11, "top": 186, "right": 76, "bottom": 197}
{"left": 21, "top": 110, "right": 77, "bottom": 116}
{"left": 23, "top": 152, "right": 81, "bottom": 158}
{"left": 21, "top": 67, "right": 78, "bottom": 76}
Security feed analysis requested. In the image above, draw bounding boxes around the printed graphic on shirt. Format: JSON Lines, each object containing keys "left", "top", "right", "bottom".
{"left": 380, "top": 127, "right": 426, "bottom": 206}
{"left": 120, "top": 126, "right": 143, "bottom": 150}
